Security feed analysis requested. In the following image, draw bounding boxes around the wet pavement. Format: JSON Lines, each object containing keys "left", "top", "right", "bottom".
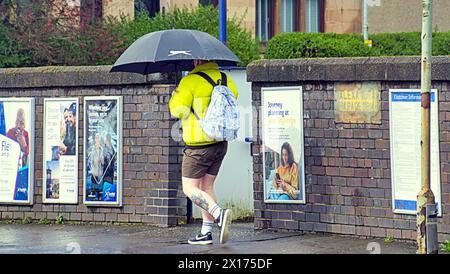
{"left": 0, "top": 222, "right": 417, "bottom": 254}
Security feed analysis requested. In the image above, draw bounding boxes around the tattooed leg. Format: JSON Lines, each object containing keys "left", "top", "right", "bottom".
{"left": 182, "top": 176, "right": 217, "bottom": 216}
{"left": 190, "top": 192, "right": 210, "bottom": 211}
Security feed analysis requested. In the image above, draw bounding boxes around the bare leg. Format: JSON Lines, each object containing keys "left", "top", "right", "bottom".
{"left": 182, "top": 176, "right": 218, "bottom": 215}
{"left": 199, "top": 173, "right": 218, "bottom": 222}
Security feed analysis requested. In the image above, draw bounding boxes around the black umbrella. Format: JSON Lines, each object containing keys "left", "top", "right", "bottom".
{"left": 110, "top": 29, "right": 241, "bottom": 75}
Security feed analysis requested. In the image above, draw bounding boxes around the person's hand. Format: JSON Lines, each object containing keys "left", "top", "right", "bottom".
{"left": 60, "top": 119, "right": 66, "bottom": 137}
{"left": 14, "top": 128, "right": 20, "bottom": 138}
{"left": 280, "top": 179, "right": 287, "bottom": 191}
{"left": 275, "top": 179, "right": 281, "bottom": 188}
{"left": 59, "top": 143, "right": 67, "bottom": 155}
{"left": 18, "top": 135, "right": 27, "bottom": 151}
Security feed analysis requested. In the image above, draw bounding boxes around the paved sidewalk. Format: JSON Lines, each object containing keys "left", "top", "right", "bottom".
{"left": 0, "top": 222, "right": 416, "bottom": 254}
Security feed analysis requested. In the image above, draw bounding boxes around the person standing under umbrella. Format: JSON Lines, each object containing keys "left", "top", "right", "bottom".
{"left": 111, "top": 29, "right": 241, "bottom": 244}
{"left": 169, "top": 60, "right": 238, "bottom": 245}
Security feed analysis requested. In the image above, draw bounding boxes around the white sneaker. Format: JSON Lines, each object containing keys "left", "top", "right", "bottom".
{"left": 216, "top": 209, "right": 232, "bottom": 244}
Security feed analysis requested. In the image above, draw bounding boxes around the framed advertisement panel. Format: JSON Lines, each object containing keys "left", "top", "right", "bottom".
{"left": 262, "top": 87, "right": 306, "bottom": 204}
{"left": 43, "top": 98, "right": 79, "bottom": 204}
{"left": 0, "top": 98, "right": 35, "bottom": 205}
{"left": 83, "top": 96, "right": 123, "bottom": 206}
{"left": 389, "top": 89, "right": 442, "bottom": 215}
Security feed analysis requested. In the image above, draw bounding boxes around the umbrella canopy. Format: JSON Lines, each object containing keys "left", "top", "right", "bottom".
{"left": 110, "top": 29, "right": 241, "bottom": 75}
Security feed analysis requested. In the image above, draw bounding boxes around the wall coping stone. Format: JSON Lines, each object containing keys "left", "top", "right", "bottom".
{"left": 247, "top": 56, "right": 450, "bottom": 82}
{"left": 0, "top": 65, "right": 175, "bottom": 88}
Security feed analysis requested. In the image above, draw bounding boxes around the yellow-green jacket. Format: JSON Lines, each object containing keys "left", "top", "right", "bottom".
{"left": 169, "top": 62, "right": 239, "bottom": 146}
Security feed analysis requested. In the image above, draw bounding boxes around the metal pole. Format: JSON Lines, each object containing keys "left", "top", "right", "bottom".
{"left": 363, "top": 0, "right": 369, "bottom": 41}
{"left": 219, "top": 0, "right": 227, "bottom": 45}
{"left": 417, "top": 0, "right": 437, "bottom": 254}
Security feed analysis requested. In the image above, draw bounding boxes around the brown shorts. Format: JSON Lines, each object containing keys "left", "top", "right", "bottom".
{"left": 182, "top": 141, "right": 228, "bottom": 179}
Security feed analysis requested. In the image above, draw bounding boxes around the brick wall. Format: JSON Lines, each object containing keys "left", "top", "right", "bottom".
{"left": 0, "top": 66, "right": 186, "bottom": 227}
{"left": 248, "top": 57, "right": 450, "bottom": 242}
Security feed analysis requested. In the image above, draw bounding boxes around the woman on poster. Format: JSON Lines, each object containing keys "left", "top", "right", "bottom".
{"left": 270, "top": 142, "right": 299, "bottom": 200}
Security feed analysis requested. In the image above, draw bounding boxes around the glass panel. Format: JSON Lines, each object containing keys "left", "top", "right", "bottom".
{"left": 280, "top": 0, "right": 294, "bottom": 33}
{"left": 306, "top": 0, "right": 319, "bottom": 33}
{"left": 256, "top": 0, "right": 269, "bottom": 41}
{"left": 135, "top": 0, "right": 161, "bottom": 17}
{"left": 199, "top": 0, "right": 219, "bottom": 7}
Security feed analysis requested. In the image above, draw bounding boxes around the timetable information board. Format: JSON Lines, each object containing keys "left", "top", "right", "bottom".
{"left": 389, "top": 89, "right": 441, "bottom": 215}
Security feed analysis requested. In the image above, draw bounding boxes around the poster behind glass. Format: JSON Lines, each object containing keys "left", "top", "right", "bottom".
{"left": 389, "top": 89, "right": 441, "bottom": 215}
{"left": 83, "top": 96, "right": 122, "bottom": 206}
{"left": 262, "top": 87, "right": 305, "bottom": 204}
{"left": 0, "top": 98, "right": 34, "bottom": 204}
{"left": 43, "top": 98, "right": 79, "bottom": 204}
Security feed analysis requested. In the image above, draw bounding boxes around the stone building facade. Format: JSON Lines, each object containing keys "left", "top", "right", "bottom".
{"left": 119, "top": 0, "right": 450, "bottom": 38}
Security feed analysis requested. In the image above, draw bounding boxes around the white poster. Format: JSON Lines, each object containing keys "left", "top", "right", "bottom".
{"left": 0, "top": 98, "right": 34, "bottom": 204}
{"left": 262, "top": 87, "right": 305, "bottom": 204}
{"left": 389, "top": 89, "right": 441, "bottom": 215}
{"left": 43, "top": 98, "right": 79, "bottom": 204}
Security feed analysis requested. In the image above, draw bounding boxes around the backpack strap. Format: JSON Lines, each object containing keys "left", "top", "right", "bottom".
{"left": 192, "top": 107, "right": 200, "bottom": 121}
{"left": 194, "top": 72, "right": 217, "bottom": 87}
{"left": 191, "top": 72, "right": 214, "bottom": 121}
{"left": 220, "top": 72, "right": 228, "bottom": 87}
{"left": 191, "top": 71, "right": 228, "bottom": 121}
{"left": 194, "top": 71, "right": 228, "bottom": 87}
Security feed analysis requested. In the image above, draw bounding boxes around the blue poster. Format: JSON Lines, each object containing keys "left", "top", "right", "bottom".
{"left": 84, "top": 97, "right": 122, "bottom": 206}
{"left": 0, "top": 102, "right": 6, "bottom": 135}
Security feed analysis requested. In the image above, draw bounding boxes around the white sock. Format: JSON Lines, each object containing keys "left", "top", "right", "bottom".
{"left": 201, "top": 221, "right": 214, "bottom": 235}
{"left": 208, "top": 204, "right": 222, "bottom": 220}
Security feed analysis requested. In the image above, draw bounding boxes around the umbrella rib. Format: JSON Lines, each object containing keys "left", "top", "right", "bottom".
{"left": 190, "top": 31, "right": 206, "bottom": 60}
{"left": 152, "top": 32, "right": 164, "bottom": 62}
{"left": 144, "top": 31, "right": 163, "bottom": 74}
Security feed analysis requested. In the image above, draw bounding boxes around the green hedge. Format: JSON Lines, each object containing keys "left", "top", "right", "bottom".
{"left": 0, "top": 23, "right": 30, "bottom": 67}
{"left": 369, "top": 32, "right": 421, "bottom": 56}
{"left": 0, "top": 0, "right": 126, "bottom": 68}
{"left": 115, "top": 5, "right": 260, "bottom": 67}
{"left": 0, "top": 5, "right": 259, "bottom": 68}
{"left": 265, "top": 31, "right": 450, "bottom": 59}
{"left": 371, "top": 32, "right": 450, "bottom": 56}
